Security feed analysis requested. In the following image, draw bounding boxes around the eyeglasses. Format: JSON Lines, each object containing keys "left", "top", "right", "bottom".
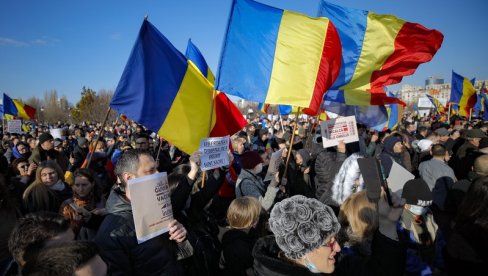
{"left": 322, "top": 237, "right": 338, "bottom": 249}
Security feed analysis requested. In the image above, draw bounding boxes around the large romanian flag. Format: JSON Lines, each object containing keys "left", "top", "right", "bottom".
{"left": 3, "top": 93, "right": 36, "bottom": 119}
{"left": 319, "top": 1, "right": 443, "bottom": 106}
{"left": 184, "top": 39, "right": 247, "bottom": 137}
{"left": 111, "top": 20, "right": 236, "bottom": 154}
{"left": 450, "top": 71, "right": 476, "bottom": 118}
{"left": 216, "top": 0, "right": 342, "bottom": 116}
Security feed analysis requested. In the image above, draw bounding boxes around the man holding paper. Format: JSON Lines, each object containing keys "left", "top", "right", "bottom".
{"left": 95, "top": 149, "right": 187, "bottom": 275}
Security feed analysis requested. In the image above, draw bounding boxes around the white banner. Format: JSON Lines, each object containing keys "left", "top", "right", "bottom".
{"left": 199, "top": 136, "right": 230, "bottom": 171}
{"left": 50, "top": 128, "right": 64, "bottom": 139}
{"left": 128, "top": 172, "right": 173, "bottom": 244}
{"left": 7, "top": 120, "right": 22, "bottom": 134}
{"left": 320, "top": 116, "right": 359, "bottom": 148}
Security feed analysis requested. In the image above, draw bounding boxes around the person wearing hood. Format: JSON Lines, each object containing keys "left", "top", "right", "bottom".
{"left": 29, "top": 133, "right": 69, "bottom": 172}
{"left": 236, "top": 151, "right": 281, "bottom": 213}
{"left": 452, "top": 129, "right": 488, "bottom": 179}
{"left": 378, "top": 135, "right": 405, "bottom": 178}
{"left": 12, "top": 141, "right": 31, "bottom": 162}
{"left": 283, "top": 149, "right": 315, "bottom": 198}
{"left": 69, "top": 137, "right": 89, "bottom": 172}
{"left": 252, "top": 194, "right": 407, "bottom": 275}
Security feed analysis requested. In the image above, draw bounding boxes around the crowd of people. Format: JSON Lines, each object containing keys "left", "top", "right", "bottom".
{"left": 1, "top": 112, "right": 487, "bottom": 275}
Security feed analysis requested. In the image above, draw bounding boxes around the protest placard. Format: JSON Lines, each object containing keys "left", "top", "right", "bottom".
{"left": 387, "top": 161, "right": 415, "bottom": 197}
{"left": 50, "top": 128, "right": 64, "bottom": 139}
{"left": 264, "top": 149, "right": 283, "bottom": 182}
{"left": 128, "top": 172, "right": 173, "bottom": 244}
{"left": 320, "top": 116, "right": 359, "bottom": 148}
{"left": 7, "top": 120, "right": 22, "bottom": 134}
{"left": 199, "top": 136, "right": 230, "bottom": 171}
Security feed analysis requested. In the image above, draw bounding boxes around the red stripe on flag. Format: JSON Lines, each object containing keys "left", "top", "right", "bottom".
{"left": 303, "top": 22, "right": 341, "bottom": 116}
{"left": 370, "top": 22, "right": 443, "bottom": 89}
{"left": 209, "top": 92, "right": 247, "bottom": 137}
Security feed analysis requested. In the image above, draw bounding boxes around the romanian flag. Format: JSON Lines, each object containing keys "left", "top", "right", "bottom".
{"left": 319, "top": 1, "right": 443, "bottom": 106}
{"left": 216, "top": 0, "right": 341, "bottom": 116}
{"left": 450, "top": 71, "right": 476, "bottom": 118}
{"left": 258, "top": 103, "right": 270, "bottom": 114}
{"left": 185, "top": 39, "right": 216, "bottom": 84}
{"left": 426, "top": 94, "right": 446, "bottom": 114}
{"left": 482, "top": 93, "right": 488, "bottom": 121}
{"left": 3, "top": 93, "right": 36, "bottom": 119}
{"left": 111, "top": 20, "right": 228, "bottom": 154}
{"left": 118, "top": 113, "right": 128, "bottom": 121}
{"left": 184, "top": 40, "right": 247, "bottom": 137}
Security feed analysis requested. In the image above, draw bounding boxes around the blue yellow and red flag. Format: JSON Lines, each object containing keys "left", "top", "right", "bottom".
{"left": 216, "top": 0, "right": 342, "bottom": 116}
{"left": 319, "top": 1, "right": 443, "bottom": 106}
{"left": 450, "top": 71, "right": 476, "bottom": 118}
{"left": 184, "top": 40, "right": 247, "bottom": 137}
{"left": 111, "top": 20, "right": 234, "bottom": 154}
{"left": 426, "top": 94, "right": 446, "bottom": 114}
{"left": 3, "top": 93, "right": 36, "bottom": 119}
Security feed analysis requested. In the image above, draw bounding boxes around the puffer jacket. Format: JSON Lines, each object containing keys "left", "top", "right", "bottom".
{"left": 94, "top": 189, "right": 182, "bottom": 276}
{"left": 314, "top": 149, "right": 347, "bottom": 200}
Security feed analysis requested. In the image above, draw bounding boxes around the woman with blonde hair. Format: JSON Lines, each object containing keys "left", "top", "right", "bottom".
{"left": 221, "top": 196, "right": 261, "bottom": 276}
{"left": 22, "top": 160, "right": 72, "bottom": 213}
{"left": 338, "top": 191, "right": 378, "bottom": 257}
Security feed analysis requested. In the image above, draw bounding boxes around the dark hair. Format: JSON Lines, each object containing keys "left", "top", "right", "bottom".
{"left": 454, "top": 176, "right": 488, "bottom": 229}
{"left": 22, "top": 241, "right": 101, "bottom": 276}
{"left": 167, "top": 164, "right": 191, "bottom": 194}
{"left": 11, "top": 157, "right": 29, "bottom": 175}
{"left": 431, "top": 144, "right": 446, "bottom": 157}
{"left": 114, "top": 149, "right": 152, "bottom": 187}
{"left": 73, "top": 168, "right": 102, "bottom": 202}
{"left": 417, "top": 126, "right": 427, "bottom": 133}
{"left": 8, "top": 212, "right": 71, "bottom": 265}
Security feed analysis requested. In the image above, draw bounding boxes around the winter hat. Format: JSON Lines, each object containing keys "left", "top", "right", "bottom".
{"left": 38, "top": 133, "right": 54, "bottom": 145}
{"left": 417, "top": 139, "right": 433, "bottom": 152}
{"left": 259, "top": 128, "right": 268, "bottom": 137}
{"left": 269, "top": 195, "right": 340, "bottom": 259}
{"left": 401, "top": 179, "right": 432, "bottom": 207}
{"left": 77, "top": 137, "right": 88, "bottom": 147}
{"left": 467, "top": 129, "right": 488, "bottom": 139}
{"left": 384, "top": 136, "right": 403, "bottom": 154}
{"left": 434, "top": 127, "right": 449, "bottom": 136}
{"left": 240, "top": 151, "right": 263, "bottom": 170}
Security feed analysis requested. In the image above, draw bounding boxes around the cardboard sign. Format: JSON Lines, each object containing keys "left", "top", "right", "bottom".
{"left": 387, "top": 161, "right": 415, "bottom": 197}
{"left": 264, "top": 149, "right": 283, "bottom": 182}
{"left": 199, "top": 136, "right": 230, "bottom": 171}
{"left": 128, "top": 172, "right": 173, "bottom": 244}
{"left": 50, "top": 128, "right": 64, "bottom": 139}
{"left": 320, "top": 116, "right": 359, "bottom": 148}
{"left": 7, "top": 120, "right": 22, "bottom": 134}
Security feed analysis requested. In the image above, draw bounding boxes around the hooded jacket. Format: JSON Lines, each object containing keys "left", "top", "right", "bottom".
{"left": 94, "top": 189, "right": 182, "bottom": 276}
{"left": 378, "top": 136, "right": 405, "bottom": 177}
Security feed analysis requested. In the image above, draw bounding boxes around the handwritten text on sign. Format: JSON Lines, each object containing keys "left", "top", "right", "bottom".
{"left": 199, "top": 136, "right": 230, "bottom": 171}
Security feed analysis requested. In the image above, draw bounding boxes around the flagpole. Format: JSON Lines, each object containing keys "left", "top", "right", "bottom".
{"left": 447, "top": 103, "right": 451, "bottom": 123}
{"left": 84, "top": 107, "right": 112, "bottom": 168}
{"left": 469, "top": 108, "right": 473, "bottom": 122}
{"left": 279, "top": 115, "right": 284, "bottom": 133}
{"left": 283, "top": 107, "right": 301, "bottom": 182}
{"left": 201, "top": 89, "right": 217, "bottom": 188}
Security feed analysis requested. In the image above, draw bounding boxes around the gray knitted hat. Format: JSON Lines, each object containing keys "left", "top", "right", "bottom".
{"left": 269, "top": 195, "right": 340, "bottom": 259}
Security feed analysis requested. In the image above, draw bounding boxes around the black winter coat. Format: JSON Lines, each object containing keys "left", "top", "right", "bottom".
{"left": 221, "top": 229, "right": 258, "bottom": 276}
{"left": 314, "top": 150, "right": 347, "bottom": 200}
{"left": 94, "top": 189, "right": 182, "bottom": 276}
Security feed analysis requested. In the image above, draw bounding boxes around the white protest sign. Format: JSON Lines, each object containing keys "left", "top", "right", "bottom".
{"left": 128, "top": 172, "right": 173, "bottom": 244}
{"left": 387, "top": 161, "right": 415, "bottom": 197}
{"left": 264, "top": 149, "right": 283, "bottom": 182}
{"left": 7, "top": 120, "right": 22, "bottom": 134}
{"left": 272, "top": 115, "right": 279, "bottom": 121}
{"left": 320, "top": 116, "right": 359, "bottom": 148}
{"left": 199, "top": 136, "right": 230, "bottom": 171}
{"left": 267, "top": 114, "right": 273, "bottom": 121}
{"left": 50, "top": 128, "right": 64, "bottom": 139}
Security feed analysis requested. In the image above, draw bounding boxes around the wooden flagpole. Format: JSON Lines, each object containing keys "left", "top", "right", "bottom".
{"left": 283, "top": 107, "right": 301, "bottom": 181}
{"left": 201, "top": 89, "right": 217, "bottom": 188}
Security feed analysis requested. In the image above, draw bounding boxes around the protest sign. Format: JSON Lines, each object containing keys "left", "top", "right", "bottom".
{"left": 199, "top": 136, "right": 230, "bottom": 171}
{"left": 387, "top": 161, "right": 415, "bottom": 197}
{"left": 7, "top": 120, "right": 22, "bottom": 134}
{"left": 264, "top": 149, "right": 283, "bottom": 182}
{"left": 128, "top": 172, "right": 173, "bottom": 244}
{"left": 320, "top": 116, "right": 359, "bottom": 148}
{"left": 50, "top": 128, "right": 64, "bottom": 139}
